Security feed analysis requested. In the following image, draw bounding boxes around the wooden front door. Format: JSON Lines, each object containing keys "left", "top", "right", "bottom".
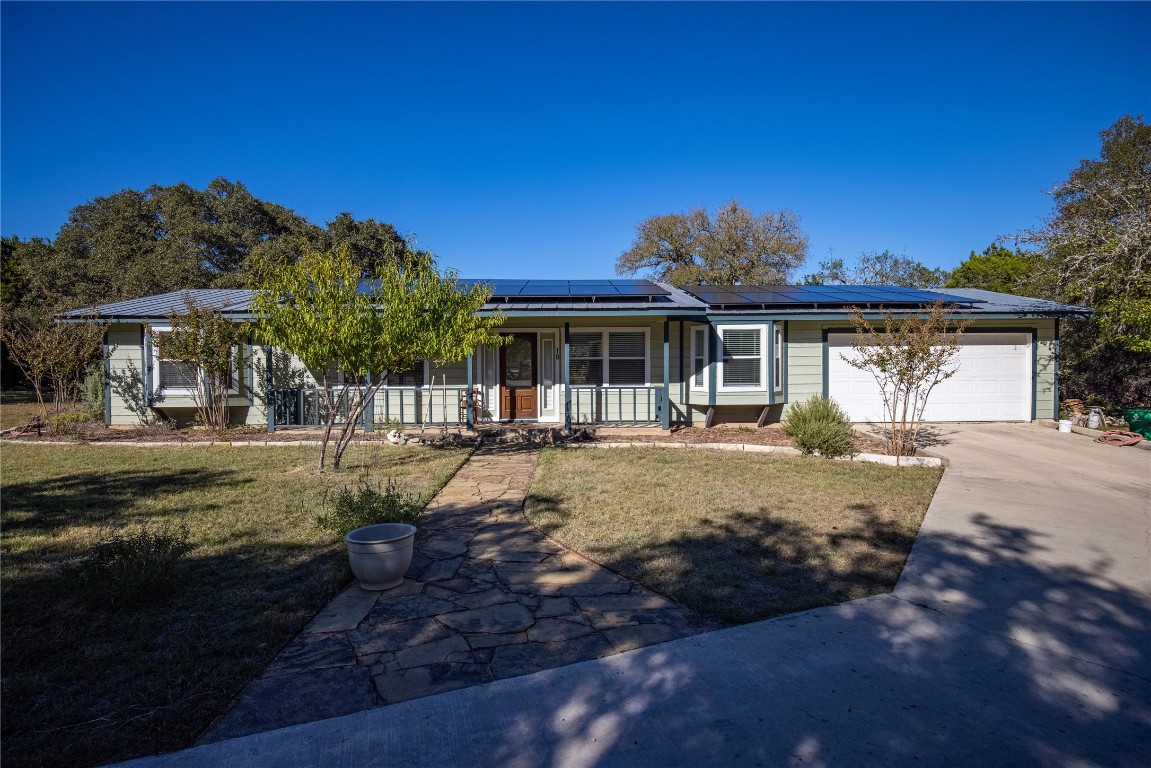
{"left": 500, "top": 333, "right": 537, "bottom": 420}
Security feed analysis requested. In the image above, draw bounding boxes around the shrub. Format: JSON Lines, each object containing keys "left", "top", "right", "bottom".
{"left": 81, "top": 362, "right": 105, "bottom": 421}
{"left": 315, "top": 478, "right": 423, "bottom": 536}
{"left": 47, "top": 409, "right": 94, "bottom": 435}
{"left": 70, "top": 524, "right": 194, "bottom": 606}
{"left": 782, "top": 396, "right": 857, "bottom": 458}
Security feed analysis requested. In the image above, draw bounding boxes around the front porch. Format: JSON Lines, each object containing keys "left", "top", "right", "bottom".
{"left": 267, "top": 384, "right": 672, "bottom": 431}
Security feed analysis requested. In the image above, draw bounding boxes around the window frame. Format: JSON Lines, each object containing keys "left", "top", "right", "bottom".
{"left": 773, "top": 323, "right": 784, "bottom": 393}
{"left": 690, "top": 325, "right": 709, "bottom": 392}
{"left": 567, "top": 327, "right": 651, "bottom": 388}
{"left": 717, "top": 323, "right": 768, "bottom": 392}
{"left": 150, "top": 326, "right": 239, "bottom": 398}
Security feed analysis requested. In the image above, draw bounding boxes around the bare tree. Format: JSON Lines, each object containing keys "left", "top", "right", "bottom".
{"left": 844, "top": 301, "right": 971, "bottom": 463}
{"left": 2, "top": 310, "right": 106, "bottom": 416}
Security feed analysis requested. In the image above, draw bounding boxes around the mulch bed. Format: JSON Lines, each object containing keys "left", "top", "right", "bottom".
{"left": 595, "top": 424, "right": 891, "bottom": 455}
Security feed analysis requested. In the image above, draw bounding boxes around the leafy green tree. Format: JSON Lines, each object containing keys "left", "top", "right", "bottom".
{"left": 251, "top": 244, "right": 504, "bottom": 471}
{"left": 616, "top": 199, "right": 809, "bottom": 285}
{"left": 1016, "top": 115, "right": 1150, "bottom": 354}
{"left": 323, "top": 212, "right": 430, "bottom": 277}
{"left": 41, "top": 179, "right": 316, "bottom": 309}
{"left": 803, "top": 250, "right": 949, "bottom": 288}
{"left": 945, "top": 244, "right": 1040, "bottom": 294}
{"left": 1012, "top": 115, "right": 1151, "bottom": 409}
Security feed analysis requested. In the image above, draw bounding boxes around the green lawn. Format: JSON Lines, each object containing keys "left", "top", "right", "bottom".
{"left": 1, "top": 388, "right": 43, "bottom": 430}
{"left": 0, "top": 443, "right": 471, "bottom": 768}
{"left": 525, "top": 447, "right": 942, "bottom": 624}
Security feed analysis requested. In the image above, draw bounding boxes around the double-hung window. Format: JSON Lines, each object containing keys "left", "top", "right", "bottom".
{"left": 568, "top": 330, "right": 648, "bottom": 386}
{"left": 151, "top": 329, "right": 238, "bottom": 396}
{"left": 718, "top": 324, "right": 767, "bottom": 391}
{"left": 690, "top": 326, "right": 708, "bottom": 391}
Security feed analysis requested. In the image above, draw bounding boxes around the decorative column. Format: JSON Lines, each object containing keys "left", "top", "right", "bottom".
{"left": 563, "top": 323, "right": 572, "bottom": 431}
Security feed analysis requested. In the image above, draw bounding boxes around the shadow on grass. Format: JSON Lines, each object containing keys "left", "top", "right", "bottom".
{"left": 527, "top": 493, "right": 918, "bottom": 625}
{"left": 0, "top": 537, "right": 350, "bottom": 768}
{"left": 1, "top": 468, "right": 248, "bottom": 533}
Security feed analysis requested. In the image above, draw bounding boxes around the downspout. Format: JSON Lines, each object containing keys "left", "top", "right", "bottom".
{"left": 103, "top": 331, "right": 112, "bottom": 427}
{"left": 707, "top": 323, "right": 719, "bottom": 428}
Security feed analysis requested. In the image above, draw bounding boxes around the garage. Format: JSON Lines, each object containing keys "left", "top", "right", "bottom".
{"left": 826, "top": 332, "right": 1033, "bottom": 422}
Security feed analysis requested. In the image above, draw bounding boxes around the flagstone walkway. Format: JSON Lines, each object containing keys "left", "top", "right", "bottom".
{"left": 200, "top": 444, "right": 717, "bottom": 743}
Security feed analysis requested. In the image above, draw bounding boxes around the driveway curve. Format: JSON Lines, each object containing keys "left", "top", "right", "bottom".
{"left": 115, "top": 424, "right": 1151, "bottom": 768}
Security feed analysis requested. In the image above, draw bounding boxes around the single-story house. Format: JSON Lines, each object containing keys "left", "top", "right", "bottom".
{"left": 58, "top": 280, "right": 1090, "bottom": 431}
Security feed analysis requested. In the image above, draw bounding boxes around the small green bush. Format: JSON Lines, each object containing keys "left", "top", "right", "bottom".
{"left": 316, "top": 478, "right": 423, "bottom": 536}
{"left": 47, "top": 410, "right": 94, "bottom": 435}
{"left": 81, "top": 362, "right": 105, "bottom": 421}
{"left": 70, "top": 524, "right": 194, "bottom": 606}
{"left": 782, "top": 396, "right": 857, "bottom": 458}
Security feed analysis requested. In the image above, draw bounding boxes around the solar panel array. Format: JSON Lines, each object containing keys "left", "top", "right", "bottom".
{"left": 461, "top": 279, "right": 670, "bottom": 299}
{"left": 681, "top": 285, "right": 984, "bottom": 308}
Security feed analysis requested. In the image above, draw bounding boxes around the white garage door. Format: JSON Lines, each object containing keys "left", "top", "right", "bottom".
{"left": 827, "top": 333, "right": 1032, "bottom": 422}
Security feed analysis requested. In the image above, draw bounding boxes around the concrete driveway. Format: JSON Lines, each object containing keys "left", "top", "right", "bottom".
{"left": 116, "top": 424, "right": 1151, "bottom": 768}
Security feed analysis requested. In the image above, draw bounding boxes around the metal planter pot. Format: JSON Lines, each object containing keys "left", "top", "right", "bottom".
{"left": 344, "top": 523, "right": 417, "bottom": 591}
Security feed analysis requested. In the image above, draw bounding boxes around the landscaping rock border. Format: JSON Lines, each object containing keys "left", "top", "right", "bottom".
{"left": 560, "top": 440, "right": 945, "bottom": 467}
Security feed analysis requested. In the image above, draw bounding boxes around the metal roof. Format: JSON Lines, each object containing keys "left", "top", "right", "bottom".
{"left": 56, "top": 283, "right": 1087, "bottom": 321}
{"left": 56, "top": 289, "right": 256, "bottom": 320}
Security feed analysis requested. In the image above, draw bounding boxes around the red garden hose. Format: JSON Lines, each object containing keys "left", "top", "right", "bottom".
{"left": 1094, "top": 430, "right": 1145, "bottom": 446}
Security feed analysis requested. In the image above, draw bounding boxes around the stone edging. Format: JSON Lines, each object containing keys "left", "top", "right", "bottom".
{"left": 559, "top": 441, "right": 945, "bottom": 467}
{"left": 1, "top": 436, "right": 944, "bottom": 465}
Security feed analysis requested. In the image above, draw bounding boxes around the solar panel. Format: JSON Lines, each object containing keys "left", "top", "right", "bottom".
{"left": 682, "top": 284, "right": 985, "bottom": 308}
{"left": 609, "top": 280, "right": 670, "bottom": 296}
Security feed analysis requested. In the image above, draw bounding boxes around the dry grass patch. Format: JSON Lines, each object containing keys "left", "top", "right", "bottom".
{"left": 525, "top": 447, "right": 941, "bottom": 624}
{"left": 0, "top": 443, "right": 471, "bottom": 768}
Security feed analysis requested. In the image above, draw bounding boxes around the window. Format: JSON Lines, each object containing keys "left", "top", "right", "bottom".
{"left": 691, "top": 326, "right": 708, "bottom": 390}
{"left": 569, "top": 332, "right": 603, "bottom": 385}
{"left": 568, "top": 329, "right": 649, "bottom": 386}
{"left": 718, "top": 325, "right": 767, "bottom": 390}
{"left": 385, "top": 363, "right": 426, "bottom": 387}
{"left": 773, "top": 323, "right": 784, "bottom": 392}
{"left": 151, "top": 330, "right": 237, "bottom": 396}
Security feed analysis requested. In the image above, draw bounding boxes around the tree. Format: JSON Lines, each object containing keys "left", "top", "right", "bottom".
{"left": 616, "top": 199, "right": 808, "bottom": 285}
{"left": 251, "top": 244, "right": 504, "bottom": 471}
{"left": 323, "top": 212, "right": 430, "bottom": 277}
{"left": 1010, "top": 115, "right": 1151, "bottom": 410}
{"left": 945, "top": 243, "right": 1040, "bottom": 294}
{"left": 844, "top": 301, "right": 971, "bottom": 463}
{"left": 1, "top": 310, "right": 106, "bottom": 415}
{"left": 803, "top": 250, "right": 949, "bottom": 288}
{"left": 1014, "top": 115, "right": 1150, "bottom": 354}
{"left": 148, "top": 296, "right": 250, "bottom": 434}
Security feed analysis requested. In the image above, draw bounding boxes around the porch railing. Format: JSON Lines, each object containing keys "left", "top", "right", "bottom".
{"left": 569, "top": 385, "right": 666, "bottom": 426}
{"left": 270, "top": 384, "right": 668, "bottom": 429}
{"left": 270, "top": 386, "right": 470, "bottom": 429}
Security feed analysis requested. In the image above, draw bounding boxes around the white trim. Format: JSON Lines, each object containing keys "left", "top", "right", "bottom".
{"left": 773, "top": 322, "right": 784, "bottom": 393}
{"left": 717, "top": 323, "right": 768, "bottom": 392}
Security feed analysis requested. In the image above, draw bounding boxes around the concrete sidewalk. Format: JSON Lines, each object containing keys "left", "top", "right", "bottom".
{"left": 114, "top": 424, "right": 1151, "bottom": 767}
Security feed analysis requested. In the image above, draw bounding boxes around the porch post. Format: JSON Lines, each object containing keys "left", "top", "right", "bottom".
{"left": 707, "top": 323, "right": 719, "bottom": 428}
{"left": 662, "top": 319, "right": 671, "bottom": 429}
{"left": 363, "top": 372, "right": 373, "bottom": 432}
{"left": 563, "top": 322, "right": 572, "bottom": 431}
{"left": 142, "top": 326, "right": 152, "bottom": 409}
{"left": 103, "top": 332, "right": 112, "bottom": 427}
{"left": 466, "top": 352, "right": 474, "bottom": 431}
{"left": 264, "top": 345, "right": 274, "bottom": 434}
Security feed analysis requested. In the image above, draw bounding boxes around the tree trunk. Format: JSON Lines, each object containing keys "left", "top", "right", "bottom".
{"left": 331, "top": 380, "right": 388, "bottom": 469}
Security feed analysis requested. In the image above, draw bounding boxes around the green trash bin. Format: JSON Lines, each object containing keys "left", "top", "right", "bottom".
{"left": 1122, "top": 408, "right": 1151, "bottom": 438}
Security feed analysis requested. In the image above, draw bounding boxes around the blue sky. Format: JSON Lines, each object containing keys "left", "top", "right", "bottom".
{"left": 2, "top": 2, "right": 1148, "bottom": 280}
